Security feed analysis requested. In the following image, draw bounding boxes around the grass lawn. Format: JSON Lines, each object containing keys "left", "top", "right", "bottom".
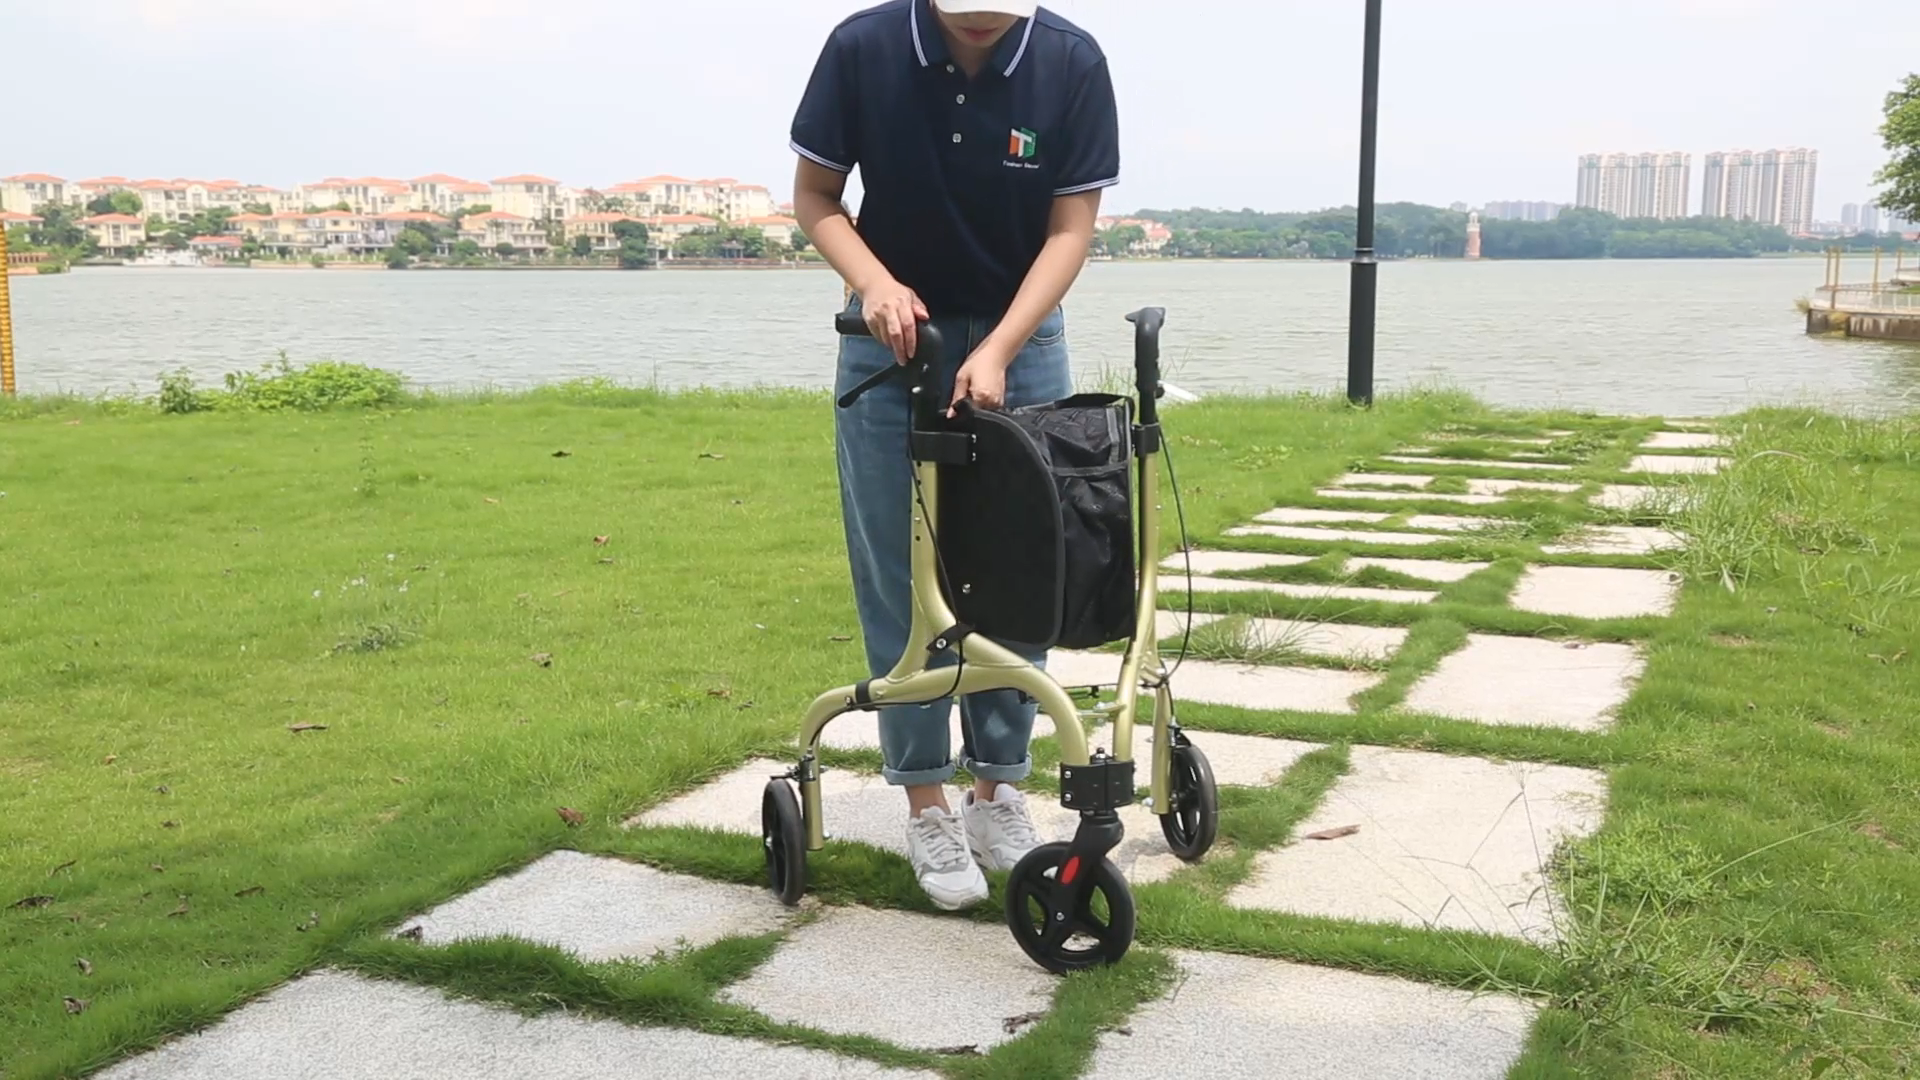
{"left": 3, "top": 380, "right": 1918, "bottom": 1079}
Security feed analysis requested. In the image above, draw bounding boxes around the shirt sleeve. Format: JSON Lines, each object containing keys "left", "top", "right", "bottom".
{"left": 1051, "top": 57, "right": 1120, "bottom": 196}
{"left": 790, "top": 30, "right": 858, "bottom": 174}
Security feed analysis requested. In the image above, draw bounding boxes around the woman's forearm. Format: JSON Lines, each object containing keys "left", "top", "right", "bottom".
{"left": 979, "top": 191, "right": 1101, "bottom": 361}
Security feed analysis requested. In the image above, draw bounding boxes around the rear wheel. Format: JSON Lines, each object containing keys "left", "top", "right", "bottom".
{"left": 761, "top": 779, "right": 806, "bottom": 905}
{"left": 1004, "top": 841, "right": 1135, "bottom": 974}
{"left": 1158, "top": 738, "right": 1219, "bottom": 861}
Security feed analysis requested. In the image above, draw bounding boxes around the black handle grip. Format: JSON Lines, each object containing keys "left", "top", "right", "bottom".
{"left": 1126, "top": 307, "right": 1166, "bottom": 427}
{"left": 832, "top": 310, "right": 946, "bottom": 426}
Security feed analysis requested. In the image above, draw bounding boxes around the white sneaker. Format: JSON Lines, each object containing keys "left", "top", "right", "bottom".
{"left": 905, "top": 806, "right": 989, "bottom": 910}
{"left": 963, "top": 783, "right": 1043, "bottom": 872}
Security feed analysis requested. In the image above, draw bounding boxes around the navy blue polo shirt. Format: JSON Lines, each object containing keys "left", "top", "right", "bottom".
{"left": 790, "top": 0, "right": 1120, "bottom": 319}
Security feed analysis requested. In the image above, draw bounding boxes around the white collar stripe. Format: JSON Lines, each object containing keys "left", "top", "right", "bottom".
{"left": 910, "top": 2, "right": 929, "bottom": 67}
{"left": 1002, "top": 17, "right": 1035, "bottom": 76}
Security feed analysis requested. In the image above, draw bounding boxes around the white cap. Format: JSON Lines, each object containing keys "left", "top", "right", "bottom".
{"left": 934, "top": 0, "right": 1037, "bottom": 16}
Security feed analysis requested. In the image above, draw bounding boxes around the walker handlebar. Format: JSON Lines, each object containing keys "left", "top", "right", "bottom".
{"left": 1126, "top": 307, "right": 1166, "bottom": 427}
{"left": 832, "top": 313, "right": 947, "bottom": 430}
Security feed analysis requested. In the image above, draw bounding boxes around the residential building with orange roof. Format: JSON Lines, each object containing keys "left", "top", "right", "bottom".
{"left": 459, "top": 210, "right": 551, "bottom": 254}
{"left": 1, "top": 210, "right": 43, "bottom": 226}
{"left": 78, "top": 212, "right": 147, "bottom": 253}
{"left": 488, "top": 175, "right": 568, "bottom": 221}
{"left": 738, "top": 214, "right": 800, "bottom": 246}
{"left": 1, "top": 173, "right": 70, "bottom": 214}
{"left": 562, "top": 212, "right": 643, "bottom": 252}
{"left": 408, "top": 174, "right": 479, "bottom": 215}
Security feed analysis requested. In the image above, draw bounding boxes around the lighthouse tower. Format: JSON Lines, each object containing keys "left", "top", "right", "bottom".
{"left": 1465, "top": 210, "right": 1482, "bottom": 260}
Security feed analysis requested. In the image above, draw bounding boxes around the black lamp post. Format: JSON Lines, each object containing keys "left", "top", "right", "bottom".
{"left": 1346, "top": 0, "right": 1383, "bottom": 406}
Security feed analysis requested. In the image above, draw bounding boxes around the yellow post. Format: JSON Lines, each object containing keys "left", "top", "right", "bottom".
{"left": 0, "top": 224, "right": 15, "bottom": 397}
{"left": 1873, "top": 246, "right": 1882, "bottom": 290}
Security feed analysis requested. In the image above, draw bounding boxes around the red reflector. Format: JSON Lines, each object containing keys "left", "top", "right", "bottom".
{"left": 1061, "top": 856, "right": 1081, "bottom": 886}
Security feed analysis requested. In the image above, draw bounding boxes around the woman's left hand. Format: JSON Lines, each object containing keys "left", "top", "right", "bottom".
{"left": 950, "top": 341, "right": 1015, "bottom": 415}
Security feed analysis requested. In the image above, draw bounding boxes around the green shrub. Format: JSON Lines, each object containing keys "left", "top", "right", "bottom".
{"left": 153, "top": 355, "right": 407, "bottom": 414}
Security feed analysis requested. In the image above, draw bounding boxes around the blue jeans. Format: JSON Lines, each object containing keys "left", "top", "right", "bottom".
{"left": 834, "top": 300, "right": 1075, "bottom": 787}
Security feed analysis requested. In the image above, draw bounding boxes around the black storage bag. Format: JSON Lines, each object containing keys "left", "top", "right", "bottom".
{"left": 935, "top": 393, "right": 1136, "bottom": 650}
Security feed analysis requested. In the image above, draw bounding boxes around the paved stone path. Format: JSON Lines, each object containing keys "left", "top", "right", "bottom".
{"left": 103, "top": 422, "right": 1709, "bottom": 1079}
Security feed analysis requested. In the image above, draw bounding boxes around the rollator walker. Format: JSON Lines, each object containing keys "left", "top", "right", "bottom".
{"left": 760, "top": 305, "right": 1218, "bottom": 975}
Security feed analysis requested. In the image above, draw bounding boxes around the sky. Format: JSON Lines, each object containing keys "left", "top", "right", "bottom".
{"left": 6, "top": 0, "right": 1915, "bottom": 220}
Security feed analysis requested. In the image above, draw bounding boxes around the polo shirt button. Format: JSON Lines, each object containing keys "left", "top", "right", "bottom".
{"left": 946, "top": 64, "right": 956, "bottom": 73}
{"left": 952, "top": 133, "right": 963, "bottom": 143}
{"left": 956, "top": 93, "right": 966, "bottom": 104}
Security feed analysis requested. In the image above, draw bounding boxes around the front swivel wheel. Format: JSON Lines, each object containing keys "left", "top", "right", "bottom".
{"left": 1003, "top": 841, "right": 1135, "bottom": 974}
{"left": 761, "top": 779, "right": 806, "bottom": 906}
{"left": 1158, "top": 738, "right": 1219, "bottom": 862}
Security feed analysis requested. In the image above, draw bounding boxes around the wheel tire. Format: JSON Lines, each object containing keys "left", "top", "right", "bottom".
{"left": 1158, "top": 739, "right": 1219, "bottom": 862}
{"left": 761, "top": 779, "right": 806, "bottom": 906}
{"left": 1003, "top": 841, "right": 1136, "bottom": 975}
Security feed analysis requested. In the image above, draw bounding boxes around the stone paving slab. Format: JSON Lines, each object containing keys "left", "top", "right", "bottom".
{"left": 631, "top": 757, "right": 929, "bottom": 854}
{"left": 1254, "top": 506, "right": 1390, "bottom": 525}
{"left": 1381, "top": 455, "right": 1575, "bottom": 472}
{"left": 1511, "top": 565, "right": 1680, "bottom": 619}
{"left": 1226, "top": 746, "right": 1608, "bottom": 942}
{"left": 1168, "top": 575, "right": 1438, "bottom": 604}
{"left": 1160, "top": 550, "right": 1316, "bottom": 575}
{"left": 1402, "top": 635, "right": 1644, "bottom": 732}
{"left": 1590, "top": 483, "right": 1695, "bottom": 512}
{"left": 1332, "top": 472, "right": 1435, "bottom": 488}
{"left": 1347, "top": 556, "right": 1492, "bottom": 582}
{"left": 1543, "top": 524, "right": 1684, "bottom": 555}
{"left": 1402, "top": 514, "right": 1505, "bottom": 533}
{"left": 722, "top": 907, "right": 1056, "bottom": 1053}
{"left": 1085, "top": 949, "right": 1535, "bottom": 1080}
{"left": 1642, "top": 430, "right": 1726, "bottom": 449}
{"left": 1316, "top": 488, "right": 1505, "bottom": 506}
{"left": 1048, "top": 649, "right": 1381, "bottom": 714}
{"left": 394, "top": 850, "right": 792, "bottom": 962}
{"left": 1625, "top": 454, "right": 1724, "bottom": 475}
{"left": 1464, "top": 477, "right": 1582, "bottom": 496}
{"left": 628, "top": 755, "right": 1184, "bottom": 883}
{"left": 1086, "top": 723, "right": 1325, "bottom": 789}
{"left": 95, "top": 969, "right": 933, "bottom": 1080}
{"left": 1225, "top": 524, "right": 1445, "bottom": 547}
{"left": 1154, "top": 610, "right": 1409, "bottom": 661}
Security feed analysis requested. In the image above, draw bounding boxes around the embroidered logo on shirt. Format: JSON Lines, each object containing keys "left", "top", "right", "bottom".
{"left": 1008, "top": 128, "right": 1038, "bottom": 160}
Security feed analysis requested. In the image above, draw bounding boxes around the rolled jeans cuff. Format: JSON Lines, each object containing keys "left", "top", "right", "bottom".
{"left": 957, "top": 752, "right": 1033, "bottom": 784}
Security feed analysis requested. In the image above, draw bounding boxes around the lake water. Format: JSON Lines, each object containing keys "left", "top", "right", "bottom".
{"left": 9, "top": 258, "right": 1918, "bottom": 415}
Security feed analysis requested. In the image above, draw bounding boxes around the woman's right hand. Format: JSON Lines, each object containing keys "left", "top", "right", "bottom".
{"left": 860, "top": 279, "right": 930, "bottom": 364}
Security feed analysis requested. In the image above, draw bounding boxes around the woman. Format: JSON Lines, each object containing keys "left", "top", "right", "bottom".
{"left": 790, "top": 0, "right": 1119, "bottom": 909}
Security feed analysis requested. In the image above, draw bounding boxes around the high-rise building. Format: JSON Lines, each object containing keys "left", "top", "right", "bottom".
{"left": 1701, "top": 148, "right": 1817, "bottom": 233}
{"left": 1482, "top": 200, "right": 1566, "bottom": 222}
{"left": 1860, "top": 204, "right": 1881, "bottom": 234}
{"left": 1575, "top": 152, "right": 1689, "bottom": 219}
{"left": 1777, "top": 149, "right": 1818, "bottom": 235}
{"left": 1841, "top": 203, "right": 1861, "bottom": 229}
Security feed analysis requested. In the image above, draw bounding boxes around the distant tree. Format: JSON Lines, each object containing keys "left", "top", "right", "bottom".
{"left": 454, "top": 238, "right": 483, "bottom": 260}
{"left": 331, "top": 201, "right": 352, "bottom": 212}
{"left": 611, "top": 219, "right": 652, "bottom": 269}
{"left": 242, "top": 201, "right": 275, "bottom": 215}
{"left": 88, "top": 192, "right": 143, "bottom": 216}
{"left": 395, "top": 226, "right": 435, "bottom": 258}
{"left": 146, "top": 214, "right": 167, "bottom": 234}
{"left": 28, "top": 205, "right": 88, "bottom": 250}
{"left": 239, "top": 235, "right": 263, "bottom": 260}
{"left": 494, "top": 242, "right": 517, "bottom": 258}
{"left": 790, "top": 231, "right": 811, "bottom": 253}
{"left": 386, "top": 249, "right": 411, "bottom": 269}
{"left": 160, "top": 230, "right": 189, "bottom": 251}
{"left": 571, "top": 233, "right": 595, "bottom": 257}
{"left": 1875, "top": 73, "right": 1920, "bottom": 223}
{"left": 452, "top": 204, "right": 492, "bottom": 224}
{"left": 188, "top": 207, "right": 236, "bottom": 237}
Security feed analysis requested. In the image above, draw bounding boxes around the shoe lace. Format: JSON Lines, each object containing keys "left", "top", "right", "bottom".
{"left": 915, "top": 814, "right": 969, "bottom": 869}
{"left": 988, "top": 798, "right": 1039, "bottom": 848}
